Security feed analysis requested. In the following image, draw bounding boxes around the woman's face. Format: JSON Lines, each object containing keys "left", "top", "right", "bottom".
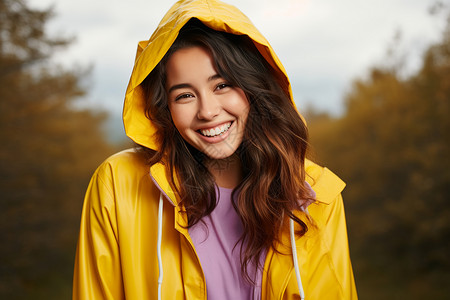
{"left": 166, "top": 46, "right": 249, "bottom": 160}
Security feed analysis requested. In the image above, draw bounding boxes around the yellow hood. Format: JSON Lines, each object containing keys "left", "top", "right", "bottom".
{"left": 123, "top": 0, "right": 295, "bottom": 150}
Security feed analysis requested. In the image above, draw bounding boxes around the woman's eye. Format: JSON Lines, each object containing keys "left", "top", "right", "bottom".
{"left": 175, "top": 93, "right": 194, "bottom": 101}
{"left": 216, "top": 83, "right": 231, "bottom": 90}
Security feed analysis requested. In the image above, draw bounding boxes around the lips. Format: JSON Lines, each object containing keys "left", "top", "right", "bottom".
{"left": 199, "top": 121, "right": 232, "bottom": 137}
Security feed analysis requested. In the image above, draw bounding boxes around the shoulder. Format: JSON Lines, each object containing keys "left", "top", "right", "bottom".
{"left": 304, "top": 159, "right": 347, "bottom": 231}
{"left": 95, "top": 148, "right": 149, "bottom": 180}
{"left": 87, "top": 148, "right": 151, "bottom": 200}
{"left": 305, "top": 159, "right": 345, "bottom": 205}
{"left": 305, "top": 161, "right": 346, "bottom": 248}
{"left": 84, "top": 148, "right": 160, "bottom": 217}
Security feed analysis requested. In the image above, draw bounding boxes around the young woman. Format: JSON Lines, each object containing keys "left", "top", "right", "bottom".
{"left": 73, "top": 0, "right": 357, "bottom": 299}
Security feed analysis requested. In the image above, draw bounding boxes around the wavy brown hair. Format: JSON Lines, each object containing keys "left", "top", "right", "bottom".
{"left": 139, "top": 19, "right": 313, "bottom": 283}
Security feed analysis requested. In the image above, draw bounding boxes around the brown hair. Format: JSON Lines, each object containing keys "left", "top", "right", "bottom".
{"left": 140, "top": 19, "right": 313, "bottom": 283}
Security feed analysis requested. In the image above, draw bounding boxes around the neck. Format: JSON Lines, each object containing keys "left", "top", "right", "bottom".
{"left": 205, "top": 154, "right": 242, "bottom": 189}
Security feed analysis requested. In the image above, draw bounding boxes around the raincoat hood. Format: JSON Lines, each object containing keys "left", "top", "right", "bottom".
{"left": 123, "top": 0, "right": 296, "bottom": 150}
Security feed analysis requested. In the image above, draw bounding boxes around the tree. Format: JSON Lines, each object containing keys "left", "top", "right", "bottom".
{"left": 307, "top": 12, "right": 450, "bottom": 300}
{"left": 0, "top": 0, "right": 115, "bottom": 298}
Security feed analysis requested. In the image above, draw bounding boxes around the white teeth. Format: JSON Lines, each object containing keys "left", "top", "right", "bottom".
{"left": 200, "top": 122, "right": 231, "bottom": 137}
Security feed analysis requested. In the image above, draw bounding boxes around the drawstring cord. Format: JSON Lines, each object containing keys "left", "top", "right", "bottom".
{"left": 290, "top": 218, "right": 305, "bottom": 300}
{"left": 157, "top": 193, "right": 164, "bottom": 300}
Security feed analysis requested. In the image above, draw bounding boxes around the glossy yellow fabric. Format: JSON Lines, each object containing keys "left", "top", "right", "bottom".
{"left": 73, "top": 0, "right": 357, "bottom": 298}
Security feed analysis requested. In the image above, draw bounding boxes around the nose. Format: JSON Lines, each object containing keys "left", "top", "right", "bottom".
{"left": 196, "top": 93, "right": 221, "bottom": 120}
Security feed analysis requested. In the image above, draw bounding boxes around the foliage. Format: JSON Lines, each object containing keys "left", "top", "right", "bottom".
{"left": 306, "top": 14, "right": 450, "bottom": 300}
{"left": 0, "top": 0, "right": 115, "bottom": 298}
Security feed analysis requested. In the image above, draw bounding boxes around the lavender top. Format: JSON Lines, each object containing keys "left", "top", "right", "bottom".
{"left": 188, "top": 186, "right": 263, "bottom": 300}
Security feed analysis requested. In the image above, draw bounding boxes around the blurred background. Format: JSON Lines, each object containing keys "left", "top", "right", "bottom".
{"left": 1, "top": 0, "right": 449, "bottom": 298}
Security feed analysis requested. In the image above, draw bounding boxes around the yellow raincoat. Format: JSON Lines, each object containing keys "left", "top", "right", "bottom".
{"left": 73, "top": 0, "right": 357, "bottom": 299}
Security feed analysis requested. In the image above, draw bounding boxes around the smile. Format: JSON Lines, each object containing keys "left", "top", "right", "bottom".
{"left": 199, "top": 122, "right": 232, "bottom": 137}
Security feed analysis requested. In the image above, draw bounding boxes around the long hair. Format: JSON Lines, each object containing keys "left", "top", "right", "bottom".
{"left": 140, "top": 19, "right": 313, "bottom": 283}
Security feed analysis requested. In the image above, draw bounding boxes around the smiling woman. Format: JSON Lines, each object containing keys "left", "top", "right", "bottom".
{"left": 73, "top": 1, "right": 357, "bottom": 299}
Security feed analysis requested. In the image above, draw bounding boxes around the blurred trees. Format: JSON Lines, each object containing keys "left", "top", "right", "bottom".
{"left": 306, "top": 11, "right": 450, "bottom": 300}
{"left": 0, "top": 0, "right": 115, "bottom": 298}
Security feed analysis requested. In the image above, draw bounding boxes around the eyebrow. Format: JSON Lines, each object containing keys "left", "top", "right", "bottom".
{"left": 167, "top": 74, "right": 222, "bottom": 94}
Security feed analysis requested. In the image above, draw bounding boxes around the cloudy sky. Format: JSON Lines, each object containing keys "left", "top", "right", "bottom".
{"left": 28, "top": 0, "right": 447, "bottom": 138}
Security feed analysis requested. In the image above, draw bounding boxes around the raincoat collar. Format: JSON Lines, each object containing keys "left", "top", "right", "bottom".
{"left": 150, "top": 159, "right": 346, "bottom": 209}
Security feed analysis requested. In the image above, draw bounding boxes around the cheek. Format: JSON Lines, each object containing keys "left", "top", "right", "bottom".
{"left": 169, "top": 109, "right": 183, "bottom": 130}
{"left": 169, "top": 105, "right": 191, "bottom": 134}
{"left": 232, "top": 94, "right": 250, "bottom": 121}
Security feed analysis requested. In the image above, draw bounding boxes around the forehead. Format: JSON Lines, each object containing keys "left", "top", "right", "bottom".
{"left": 165, "top": 46, "right": 217, "bottom": 84}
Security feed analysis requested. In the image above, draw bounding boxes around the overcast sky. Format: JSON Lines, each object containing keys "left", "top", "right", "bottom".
{"left": 28, "top": 0, "right": 447, "bottom": 138}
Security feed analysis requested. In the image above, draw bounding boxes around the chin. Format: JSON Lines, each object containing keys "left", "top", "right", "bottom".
{"left": 201, "top": 146, "right": 239, "bottom": 161}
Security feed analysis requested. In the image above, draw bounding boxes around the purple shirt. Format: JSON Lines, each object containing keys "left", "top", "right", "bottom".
{"left": 189, "top": 186, "right": 263, "bottom": 300}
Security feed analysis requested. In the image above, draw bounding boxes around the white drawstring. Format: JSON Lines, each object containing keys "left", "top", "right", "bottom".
{"left": 289, "top": 218, "right": 305, "bottom": 300}
{"left": 157, "top": 193, "right": 164, "bottom": 300}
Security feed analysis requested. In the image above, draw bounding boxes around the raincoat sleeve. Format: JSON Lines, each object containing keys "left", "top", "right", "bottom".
{"left": 73, "top": 163, "right": 125, "bottom": 300}
{"left": 321, "top": 193, "right": 357, "bottom": 299}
